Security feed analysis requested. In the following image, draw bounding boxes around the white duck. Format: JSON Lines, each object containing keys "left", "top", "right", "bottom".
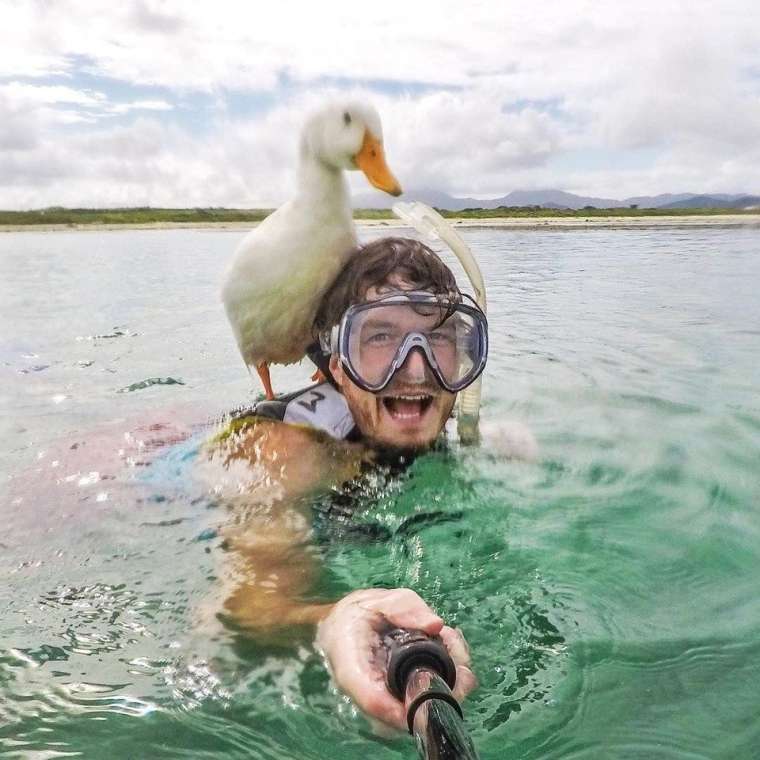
{"left": 222, "top": 100, "right": 402, "bottom": 399}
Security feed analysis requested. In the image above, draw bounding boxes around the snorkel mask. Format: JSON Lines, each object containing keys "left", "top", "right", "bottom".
{"left": 323, "top": 290, "right": 488, "bottom": 394}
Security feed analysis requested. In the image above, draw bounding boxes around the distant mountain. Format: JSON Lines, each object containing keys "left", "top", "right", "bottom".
{"left": 497, "top": 189, "right": 625, "bottom": 209}
{"left": 352, "top": 187, "right": 760, "bottom": 211}
{"left": 353, "top": 187, "right": 627, "bottom": 210}
{"left": 623, "top": 193, "right": 696, "bottom": 208}
{"left": 658, "top": 194, "right": 760, "bottom": 209}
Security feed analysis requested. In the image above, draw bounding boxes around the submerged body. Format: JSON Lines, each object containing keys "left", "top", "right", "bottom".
{"left": 199, "top": 389, "right": 476, "bottom": 730}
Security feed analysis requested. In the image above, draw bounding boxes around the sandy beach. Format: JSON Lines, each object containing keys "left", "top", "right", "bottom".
{"left": 1, "top": 214, "right": 759, "bottom": 233}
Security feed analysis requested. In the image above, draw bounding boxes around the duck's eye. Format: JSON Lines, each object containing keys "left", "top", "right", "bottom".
{"left": 343, "top": 112, "right": 352, "bottom": 126}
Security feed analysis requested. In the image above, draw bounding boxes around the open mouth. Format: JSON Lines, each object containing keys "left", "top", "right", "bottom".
{"left": 381, "top": 394, "right": 434, "bottom": 421}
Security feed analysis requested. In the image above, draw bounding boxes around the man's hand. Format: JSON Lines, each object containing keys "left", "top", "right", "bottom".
{"left": 316, "top": 588, "right": 476, "bottom": 732}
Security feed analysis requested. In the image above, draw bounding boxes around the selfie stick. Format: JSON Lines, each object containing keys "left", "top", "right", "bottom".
{"left": 385, "top": 628, "right": 480, "bottom": 760}
{"left": 392, "top": 202, "right": 487, "bottom": 445}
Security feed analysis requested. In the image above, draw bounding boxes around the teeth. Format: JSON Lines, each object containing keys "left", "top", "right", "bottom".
{"left": 382, "top": 394, "right": 432, "bottom": 421}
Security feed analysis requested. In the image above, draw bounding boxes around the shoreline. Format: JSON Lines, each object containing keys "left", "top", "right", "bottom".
{"left": 1, "top": 214, "right": 759, "bottom": 233}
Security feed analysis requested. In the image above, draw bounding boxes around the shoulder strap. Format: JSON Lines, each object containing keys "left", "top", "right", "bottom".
{"left": 283, "top": 383, "right": 356, "bottom": 440}
{"left": 230, "top": 383, "right": 356, "bottom": 441}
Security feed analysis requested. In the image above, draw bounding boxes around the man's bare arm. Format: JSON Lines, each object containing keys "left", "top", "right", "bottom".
{"left": 199, "top": 417, "right": 369, "bottom": 637}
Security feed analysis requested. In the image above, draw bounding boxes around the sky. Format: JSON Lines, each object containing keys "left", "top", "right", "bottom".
{"left": 1, "top": 0, "right": 759, "bottom": 209}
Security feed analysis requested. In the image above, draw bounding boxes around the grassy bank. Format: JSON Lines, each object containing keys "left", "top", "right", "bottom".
{"left": 0, "top": 207, "right": 272, "bottom": 226}
{"left": 1, "top": 206, "right": 758, "bottom": 227}
{"left": 435, "top": 206, "right": 759, "bottom": 219}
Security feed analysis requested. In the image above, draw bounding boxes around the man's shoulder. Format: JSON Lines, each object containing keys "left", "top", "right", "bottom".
{"left": 207, "top": 388, "right": 368, "bottom": 502}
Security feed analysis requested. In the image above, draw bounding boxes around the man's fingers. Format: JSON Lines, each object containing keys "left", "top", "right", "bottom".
{"left": 451, "top": 663, "right": 478, "bottom": 702}
{"left": 382, "top": 606, "right": 443, "bottom": 635}
{"left": 358, "top": 588, "right": 444, "bottom": 635}
{"left": 438, "top": 625, "right": 477, "bottom": 701}
{"left": 438, "top": 625, "right": 471, "bottom": 667}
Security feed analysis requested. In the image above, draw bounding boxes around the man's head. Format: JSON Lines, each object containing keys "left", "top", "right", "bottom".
{"left": 315, "top": 237, "right": 485, "bottom": 452}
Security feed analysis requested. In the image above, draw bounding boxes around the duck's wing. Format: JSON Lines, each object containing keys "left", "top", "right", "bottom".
{"left": 221, "top": 203, "right": 357, "bottom": 367}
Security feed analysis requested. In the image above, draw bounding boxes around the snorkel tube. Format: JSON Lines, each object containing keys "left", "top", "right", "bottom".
{"left": 392, "top": 202, "right": 487, "bottom": 444}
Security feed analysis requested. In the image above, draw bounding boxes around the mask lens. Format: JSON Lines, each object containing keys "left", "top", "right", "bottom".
{"left": 347, "top": 304, "right": 414, "bottom": 387}
{"left": 345, "top": 299, "right": 484, "bottom": 390}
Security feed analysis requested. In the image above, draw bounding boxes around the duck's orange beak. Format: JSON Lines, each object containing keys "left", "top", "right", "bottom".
{"left": 354, "top": 130, "right": 402, "bottom": 197}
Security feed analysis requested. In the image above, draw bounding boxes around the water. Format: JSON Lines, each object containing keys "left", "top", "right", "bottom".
{"left": 2, "top": 226, "right": 759, "bottom": 758}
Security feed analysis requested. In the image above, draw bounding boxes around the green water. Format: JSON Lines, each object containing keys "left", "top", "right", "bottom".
{"left": 2, "top": 227, "right": 759, "bottom": 758}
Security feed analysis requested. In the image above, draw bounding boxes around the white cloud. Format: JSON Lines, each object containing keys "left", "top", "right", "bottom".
{"left": 0, "top": 82, "right": 106, "bottom": 108}
{"left": 355, "top": 89, "right": 566, "bottom": 197}
{"left": 107, "top": 100, "right": 173, "bottom": 114}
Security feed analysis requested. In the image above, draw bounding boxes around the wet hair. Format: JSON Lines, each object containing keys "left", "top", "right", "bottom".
{"left": 313, "top": 237, "right": 461, "bottom": 335}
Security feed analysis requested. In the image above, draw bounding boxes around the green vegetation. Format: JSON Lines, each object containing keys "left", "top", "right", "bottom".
{"left": 0, "top": 205, "right": 757, "bottom": 227}
{"left": 438, "top": 205, "right": 759, "bottom": 218}
{"left": 0, "top": 207, "right": 271, "bottom": 226}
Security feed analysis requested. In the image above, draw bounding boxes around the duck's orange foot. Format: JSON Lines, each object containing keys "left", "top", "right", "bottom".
{"left": 256, "top": 362, "right": 276, "bottom": 400}
{"left": 311, "top": 369, "right": 327, "bottom": 383}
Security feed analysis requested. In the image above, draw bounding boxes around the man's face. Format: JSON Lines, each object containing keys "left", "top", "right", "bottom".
{"left": 329, "top": 282, "right": 457, "bottom": 452}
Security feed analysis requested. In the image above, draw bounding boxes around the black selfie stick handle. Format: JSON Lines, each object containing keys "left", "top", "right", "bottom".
{"left": 385, "top": 628, "right": 458, "bottom": 702}
{"left": 384, "top": 628, "right": 479, "bottom": 759}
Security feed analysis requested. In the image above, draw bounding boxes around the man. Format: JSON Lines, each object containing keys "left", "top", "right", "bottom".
{"left": 205, "top": 237, "right": 487, "bottom": 731}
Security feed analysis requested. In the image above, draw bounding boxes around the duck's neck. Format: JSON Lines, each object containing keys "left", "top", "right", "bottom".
{"left": 296, "top": 141, "right": 350, "bottom": 213}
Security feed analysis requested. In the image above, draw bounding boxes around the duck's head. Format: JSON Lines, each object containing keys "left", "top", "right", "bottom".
{"left": 302, "top": 101, "right": 402, "bottom": 196}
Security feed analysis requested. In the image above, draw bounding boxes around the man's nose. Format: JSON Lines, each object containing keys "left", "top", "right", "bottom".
{"left": 397, "top": 347, "right": 428, "bottom": 383}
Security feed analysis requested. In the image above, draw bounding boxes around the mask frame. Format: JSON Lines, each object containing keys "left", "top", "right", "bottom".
{"left": 325, "top": 290, "right": 488, "bottom": 394}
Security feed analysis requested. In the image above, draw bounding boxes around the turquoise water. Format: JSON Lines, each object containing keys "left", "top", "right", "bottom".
{"left": 2, "top": 226, "right": 759, "bottom": 758}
